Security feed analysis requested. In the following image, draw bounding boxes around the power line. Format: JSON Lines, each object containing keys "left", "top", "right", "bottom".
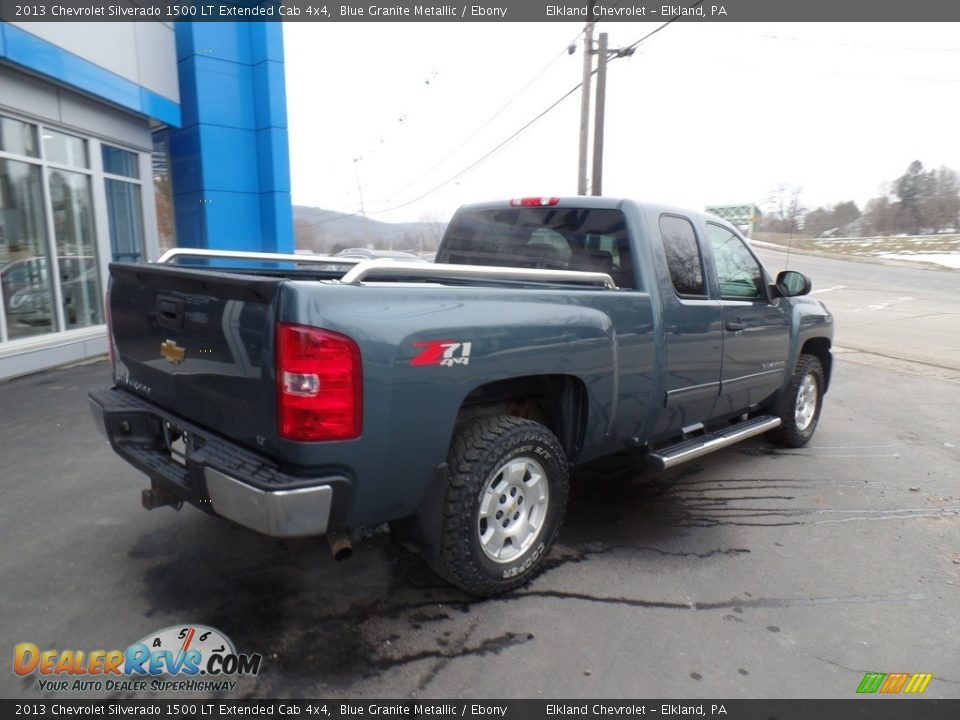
{"left": 368, "top": 3, "right": 705, "bottom": 216}
{"left": 622, "top": 1, "right": 707, "bottom": 52}
{"left": 315, "top": 4, "right": 702, "bottom": 221}
{"left": 366, "top": 28, "right": 587, "bottom": 206}
{"left": 368, "top": 83, "right": 585, "bottom": 215}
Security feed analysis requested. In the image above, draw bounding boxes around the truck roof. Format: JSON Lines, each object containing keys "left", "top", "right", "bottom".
{"left": 455, "top": 197, "right": 744, "bottom": 238}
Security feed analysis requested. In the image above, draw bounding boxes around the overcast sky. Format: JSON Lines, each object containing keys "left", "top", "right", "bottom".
{"left": 283, "top": 22, "right": 960, "bottom": 224}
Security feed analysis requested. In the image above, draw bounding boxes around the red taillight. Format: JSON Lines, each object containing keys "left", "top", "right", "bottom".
{"left": 509, "top": 197, "right": 560, "bottom": 207}
{"left": 276, "top": 323, "right": 362, "bottom": 442}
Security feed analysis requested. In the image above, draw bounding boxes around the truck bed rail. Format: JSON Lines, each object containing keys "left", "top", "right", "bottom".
{"left": 154, "top": 249, "right": 618, "bottom": 289}
{"left": 339, "top": 260, "right": 617, "bottom": 289}
{"left": 156, "top": 248, "right": 362, "bottom": 266}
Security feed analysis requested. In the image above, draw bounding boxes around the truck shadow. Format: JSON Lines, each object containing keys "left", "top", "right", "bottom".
{"left": 127, "top": 446, "right": 799, "bottom": 692}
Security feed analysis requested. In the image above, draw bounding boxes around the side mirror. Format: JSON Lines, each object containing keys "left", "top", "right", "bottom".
{"left": 773, "top": 270, "right": 811, "bottom": 297}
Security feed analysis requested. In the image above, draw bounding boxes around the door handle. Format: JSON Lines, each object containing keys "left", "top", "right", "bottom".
{"left": 157, "top": 295, "right": 185, "bottom": 330}
{"left": 725, "top": 318, "right": 745, "bottom": 332}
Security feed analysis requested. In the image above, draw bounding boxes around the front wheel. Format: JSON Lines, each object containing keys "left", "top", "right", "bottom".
{"left": 433, "top": 414, "right": 569, "bottom": 596}
{"left": 766, "top": 354, "right": 825, "bottom": 448}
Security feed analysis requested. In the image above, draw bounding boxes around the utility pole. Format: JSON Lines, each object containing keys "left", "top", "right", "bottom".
{"left": 575, "top": 20, "right": 634, "bottom": 197}
{"left": 591, "top": 32, "right": 608, "bottom": 197}
{"left": 576, "top": 9, "right": 594, "bottom": 196}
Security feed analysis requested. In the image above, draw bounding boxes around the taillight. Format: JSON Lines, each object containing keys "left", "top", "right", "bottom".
{"left": 276, "top": 323, "right": 362, "bottom": 442}
{"left": 509, "top": 197, "right": 560, "bottom": 207}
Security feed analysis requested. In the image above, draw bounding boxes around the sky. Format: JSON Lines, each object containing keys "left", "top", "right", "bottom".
{"left": 283, "top": 22, "right": 960, "bottom": 224}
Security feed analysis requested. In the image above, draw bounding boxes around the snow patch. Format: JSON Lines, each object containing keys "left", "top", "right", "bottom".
{"left": 878, "top": 253, "right": 960, "bottom": 270}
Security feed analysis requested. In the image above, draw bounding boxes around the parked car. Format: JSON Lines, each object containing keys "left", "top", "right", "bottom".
{"left": 5, "top": 255, "right": 99, "bottom": 327}
{"left": 90, "top": 197, "right": 833, "bottom": 596}
{"left": 335, "top": 248, "right": 427, "bottom": 261}
{"left": 1, "top": 256, "right": 48, "bottom": 308}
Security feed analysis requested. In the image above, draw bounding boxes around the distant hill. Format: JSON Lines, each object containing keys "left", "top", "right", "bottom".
{"left": 293, "top": 205, "right": 446, "bottom": 254}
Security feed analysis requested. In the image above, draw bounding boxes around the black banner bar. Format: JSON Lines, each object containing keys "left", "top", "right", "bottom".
{"left": 2, "top": 700, "right": 959, "bottom": 720}
{"left": 1, "top": 0, "right": 960, "bottom": 22}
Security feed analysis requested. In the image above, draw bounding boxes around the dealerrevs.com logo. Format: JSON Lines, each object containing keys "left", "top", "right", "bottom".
{"left": 14, "top": 625, "right": 262, "bottom": 693}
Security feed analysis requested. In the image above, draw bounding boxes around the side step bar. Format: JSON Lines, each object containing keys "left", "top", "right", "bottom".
{"left": 648, "top": 415, "right": 782, "bottom": 471}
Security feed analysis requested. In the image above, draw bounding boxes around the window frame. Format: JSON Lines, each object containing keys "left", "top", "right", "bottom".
{"left": 659, "top": 213, "right": 708, "bottom": 300}
{"left": 705, "top": 221, "right": 771, "bottom": 302}
{"left": 0, "top": 111, "right": 154, "bottom": 346}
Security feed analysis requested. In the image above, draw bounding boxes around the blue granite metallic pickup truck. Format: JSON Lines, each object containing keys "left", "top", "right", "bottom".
{"left": 89, "top": 197, "right": 833, "bottom": 595}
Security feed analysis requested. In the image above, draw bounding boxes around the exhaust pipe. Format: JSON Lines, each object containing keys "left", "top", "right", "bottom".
{"left": 142, "top": 486, "right": 182, "bottom": 511}
{"left": 327, "top": 529, "right": 353, "bottom": 561}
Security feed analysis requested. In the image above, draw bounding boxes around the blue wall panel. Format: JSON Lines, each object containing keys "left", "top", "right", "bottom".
{"left": 256, "top": 127, "right": 291, "bottom": 193}
{"left": 171, "top": 191, "right": 207, "bottom": 250}
{"left": 250, "top": 23, "right": 285, "bottom": 65}
{"left": 191, "top": 56, "right": 256, "bottom": 128}
{"left": 170, "top": 22, "right": 293, "bottom": 254}
{"left": 198, "top": 125, "right": 261, "bottom": 193}
{"left": 260, "top": 192, "right": 294, "bottom": 254}
{"left": 169, "top": 125, "right": 204, "bottom": 195}
{"left": 204, "top": 192, "right": 263, "bottom": 251}
{"left": 0, "top": 23, "right": 181, "bottom": 127}
{"left": 252, "top": 59, "right": 287, "bottom": 130}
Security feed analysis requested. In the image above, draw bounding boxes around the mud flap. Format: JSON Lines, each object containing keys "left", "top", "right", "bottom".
{"left": 398, "top": 462, "right": 449, "bottom": 562}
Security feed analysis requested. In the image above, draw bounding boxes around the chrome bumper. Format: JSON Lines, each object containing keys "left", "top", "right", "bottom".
{"left": 204, "top": 468, "right": 333, "bottom": 538}
{"left": 89, "top": 387, "right": 347, "bottom": 539}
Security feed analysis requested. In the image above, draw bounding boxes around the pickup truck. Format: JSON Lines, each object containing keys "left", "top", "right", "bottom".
{"left": 89, "top": 196, "right": 833, "bottom": 596}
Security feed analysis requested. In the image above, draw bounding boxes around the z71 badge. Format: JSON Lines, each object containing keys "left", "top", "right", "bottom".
{"left": 411, "top": 340, "right": 472, "bottom": 367}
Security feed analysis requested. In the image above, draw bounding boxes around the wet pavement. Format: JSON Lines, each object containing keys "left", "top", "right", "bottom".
{"left": 1, "top": 356, "right": 958, "bottom": 699}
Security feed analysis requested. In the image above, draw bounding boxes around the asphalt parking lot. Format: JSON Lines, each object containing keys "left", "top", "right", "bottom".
{"left": 2, "top": 342, "right": 958, "bottom": 699}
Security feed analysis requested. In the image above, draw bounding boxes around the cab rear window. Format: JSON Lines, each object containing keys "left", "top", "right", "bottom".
{"left": 438, "top": 207, "right": 637, "bottom": 289}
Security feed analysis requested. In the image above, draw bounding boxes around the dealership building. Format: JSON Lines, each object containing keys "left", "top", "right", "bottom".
{"left": 0, "top": 21, "right": 292, "bottom": 379}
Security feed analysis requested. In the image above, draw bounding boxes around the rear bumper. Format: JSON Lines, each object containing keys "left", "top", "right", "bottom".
{"left": 89, "top": 386, "right": 350, "bottom": 538}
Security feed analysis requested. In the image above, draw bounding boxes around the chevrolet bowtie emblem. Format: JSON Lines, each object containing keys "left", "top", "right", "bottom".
{"left": 160, "top": 339, "right": 186, "bottom": 366}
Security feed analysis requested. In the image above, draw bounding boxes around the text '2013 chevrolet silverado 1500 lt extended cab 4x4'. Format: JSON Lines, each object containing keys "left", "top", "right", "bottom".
{"left": 90, "top": 197, "right": 833, "bottom": 595}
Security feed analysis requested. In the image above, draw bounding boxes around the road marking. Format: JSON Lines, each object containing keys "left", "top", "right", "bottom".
{"left": 808, "top": 444, "right": 904, "bottom": 450}
{"left": 812, "top": 285, "right": 849, "bottom": 294}
{"left": 814, "top": 507, "right": 960, "bottom": 524}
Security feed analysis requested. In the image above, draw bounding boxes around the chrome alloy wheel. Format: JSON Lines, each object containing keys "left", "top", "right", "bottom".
{"left": 477, "top": 456, "right": 550, "bottom": 563}
{"left": 794, "top": 373, "right": 819, "bottom": 432}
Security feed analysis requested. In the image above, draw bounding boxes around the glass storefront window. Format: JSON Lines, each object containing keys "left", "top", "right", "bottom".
{"left": 42, "top": 129, "right": 89, "bottom": 169}
{"left": 1, "top": 117, "right": 151, "bottom": 345}
{"left": 0, "top": 116, "right": 38, "bottom": 158}
{"left": 105, "top": 179, "right": 145, "bottom": 262}
{"left": 48, "top": 169, "right": 102, "bottom": 329}
{"left": 102, "top": 144, "right": 139, "bottom": 179}
{"left": 0, "top": 159, "right": 56, "bottom": 340}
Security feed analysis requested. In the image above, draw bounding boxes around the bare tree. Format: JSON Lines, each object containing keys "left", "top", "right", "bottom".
{"left": 862, "top": 196, "right": 898, "bottom": 236}
{"left": 759, "top": 184, "right": 804, "bottom": 234}
{"left": 921, "top": 166, "right": 960, "bottom": 233}
{"left": 894, "top": 160, "right": 926, "bottom": 234}
{"left": 294, "top": 216, "right": 319, "bottom": 252}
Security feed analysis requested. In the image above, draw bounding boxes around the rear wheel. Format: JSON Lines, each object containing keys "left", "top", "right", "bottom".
{"left": 433, "top": 414, "right": 569, "bottom": 596}
{"left": 766, "top": 354, "right": 825, "bottom": 448}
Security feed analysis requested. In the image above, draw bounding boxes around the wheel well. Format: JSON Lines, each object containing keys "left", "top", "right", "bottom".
{"left": 455, "top": 375, "right": 588, "bottom": 462}
{"left": 801, "top": 337, "right": 832, "bottom": 392}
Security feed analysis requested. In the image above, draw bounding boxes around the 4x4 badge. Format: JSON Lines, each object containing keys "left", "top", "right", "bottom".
{"left": 411, "top": 340, "right": 472, "bottom": 367}
{"left": 161, "top": 339, "right": 186, "bottom": 366}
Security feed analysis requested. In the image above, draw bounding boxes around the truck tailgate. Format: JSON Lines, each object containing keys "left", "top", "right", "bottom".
{"left": 108, "top": 263, "right": 281, "bottom": 454}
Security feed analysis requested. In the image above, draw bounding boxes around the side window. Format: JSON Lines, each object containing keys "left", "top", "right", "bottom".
{"left": 659, "top": 215, "right": 705, "bottom": 297}
{"left": 706, "top": 224, "right": 765, "bottom": 300}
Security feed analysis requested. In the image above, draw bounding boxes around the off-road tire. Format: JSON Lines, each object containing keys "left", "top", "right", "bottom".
{"left": 432, "top": 414, "right": 569, "bottom": 597}
{"left": 765, "top": 353, "right": 825, "bottom": 448}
